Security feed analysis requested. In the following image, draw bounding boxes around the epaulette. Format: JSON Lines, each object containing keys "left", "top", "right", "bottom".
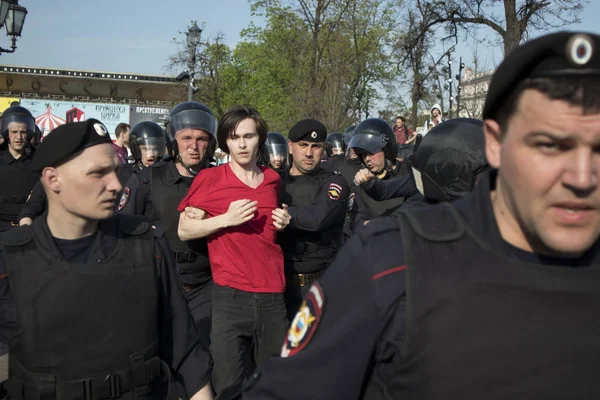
{"left": 117, "top": 214, "right": 151, "bottom": 236}
{"left": 0, "top": 225, "right": 34, "bottom": 246}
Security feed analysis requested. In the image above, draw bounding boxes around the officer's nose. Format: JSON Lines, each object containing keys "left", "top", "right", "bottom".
{"left": 107, "top": 172, "right": 123, "bottom": 194}
{"left": 563, "top": 147, "right": 598, "bottom": 195}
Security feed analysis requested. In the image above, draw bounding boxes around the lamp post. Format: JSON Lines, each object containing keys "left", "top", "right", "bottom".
{"left": 455, "top": 57, "right": 465, "bottom": 117}
{"left": 186, "top": 21, "right": 202, "bottom": 101}
{"left": 0, "top": 0, "right": 27, "bottom": 55}
{"left": 447, "top": 54, "right": 454, "bottom": 119}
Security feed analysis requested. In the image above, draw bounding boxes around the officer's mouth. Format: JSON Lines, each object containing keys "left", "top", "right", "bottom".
{"left": 552, "top": 202, "right": 596, "bottom": 224}
{"left": 146, "top": 158, "right": 155, "bottom": 165}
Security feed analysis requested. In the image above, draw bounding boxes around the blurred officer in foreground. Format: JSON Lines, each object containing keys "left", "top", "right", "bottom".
{"left": 0, "top": 106, "right": 38, "bottom": 232}
{"left": 235, "top": 31, "right": 600, "bottom": 399}
{"left": 279, "top": 119, "right": 349, "bottom": 320}
{"left": 0, "top": 119, "right": 212, "bottom": 399}
{"left": 118, "top": 102, "right": 217, "bottom": 340}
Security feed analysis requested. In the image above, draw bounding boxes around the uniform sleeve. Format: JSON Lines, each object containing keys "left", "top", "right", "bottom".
{"left": 352, "top": 190, "right": 370, "bottom": 231}
{"left": 117, "top": 173, "right": 149, "bottom": 217}
{"left": 155, "top": 234, "right": 211, "bottom": 398}
{"left": 18, "top": 180, "right": 46, "bottom": 220}
{"left": 363, "top": 174, "right": 417, "bottom": 202}
{"left": 240, "top": 218, "right": 407, "bottom": 400}
{"left": 286, "top": 174, "right": 349, "bottom": 232}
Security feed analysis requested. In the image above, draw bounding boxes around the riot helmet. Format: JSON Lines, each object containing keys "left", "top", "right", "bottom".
{"left": 347, "top": 118, "right": 397, "bottom": 161}
{"left": 1, "top": 106, "right": 35, "bottom": 144}
{"left": 166, "top": 101, "right": 218, "bottom": 174}
{"left": 129, "top": 121, "right": 167, "bottom": 167}
{"left": 263, "top": 132, "right": 288, "bottom": 170}
{"left": 406, "top": 118, "right": 489, "bottom": 202}
{"left": 342, "top": 125, "right": 356, "bottom": 146}
{"left": 325, "top": 133, "right": 346, "bottom": 157}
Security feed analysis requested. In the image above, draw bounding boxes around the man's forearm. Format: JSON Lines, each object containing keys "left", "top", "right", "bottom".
{"left": 191, "top": 383, "right": 213, "bottom": 400}
{"left": 178, "top": 213, "right": 229, "bottom": 241}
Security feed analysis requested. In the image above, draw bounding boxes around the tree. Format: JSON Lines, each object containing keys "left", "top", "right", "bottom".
{"left": 437, "top": 0, "right": 588, "bottom": 55}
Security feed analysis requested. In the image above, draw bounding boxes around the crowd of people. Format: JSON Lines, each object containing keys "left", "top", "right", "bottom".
{"left": 0, "top": 30, "right": 599, "bottom": 400}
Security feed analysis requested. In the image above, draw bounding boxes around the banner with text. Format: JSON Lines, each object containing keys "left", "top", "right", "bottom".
{"left": 129, "top": 105, "right": 169, "bottom": 127}
{"left": 21, "top": 99, "right": 130, "bottom": 139}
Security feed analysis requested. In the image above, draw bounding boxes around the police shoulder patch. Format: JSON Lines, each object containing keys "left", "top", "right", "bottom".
{"left": 281, "top": 282, "right": 325, "bottom": 357}
{"left": 327, "top": 182, "right": 343, "bottom": 200}
{"left": 118, "top": 187, "right": 131, "bottom": 211}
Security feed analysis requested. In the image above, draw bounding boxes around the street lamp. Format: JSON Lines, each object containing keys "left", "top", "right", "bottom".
{"left": 185, "top": 21, "right": 202, "bottom": 101}
{"left": 0, "top": 0, "right": 28, "bottom": 54}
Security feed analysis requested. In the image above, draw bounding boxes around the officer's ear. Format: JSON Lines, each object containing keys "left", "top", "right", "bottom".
{"left": 288, "top": 140, "right": 293, "bottom": 155}
{"left": 483, "top": 119, "right": 502, "bottom": 170}
{"left": 40, "top": 167, "right": 61, "bottom": 194}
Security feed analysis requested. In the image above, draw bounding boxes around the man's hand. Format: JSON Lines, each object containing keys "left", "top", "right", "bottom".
{"left": 19, "top": 217, "right": 33, "bottom": 226}
{"left": 224, "top": 199, "right": 258, "bottom": 227}
{"left": 272, "top": 203, "right": 291, "bottom": 231}
{"left": 183, "top": 207, "right": 206, "bottom": 221}
{"left": 354, "top": 168, "right": 376, "bottom": 186}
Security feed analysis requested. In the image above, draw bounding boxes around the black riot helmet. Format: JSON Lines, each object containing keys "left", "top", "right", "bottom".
{"left": 325, "top": 133, "right": 346, "bottom": 157}
{"left": 129, "top": 121, "right": 167, "bottom": 166}
{"left": 1, "top": 106, "right": 36, "bottom": 143}
{"left": 406, "top": 118, "right": 489, "bottom": 202}
{"left": 342, "top": 125, "right": 356, "bottom": 146}
{"left": 165, "top": 101, "right": 218, "bottom": 160}
{"left": 347, "top": 118, "right": 397, "bottom": 161}
{"left": 262, "top": 132, "right": 289, "bottom": 170}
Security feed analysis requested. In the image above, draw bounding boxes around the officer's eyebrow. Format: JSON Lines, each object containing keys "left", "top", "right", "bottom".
{"left": 525, "top": 131, "right": 573, "bottom": 141}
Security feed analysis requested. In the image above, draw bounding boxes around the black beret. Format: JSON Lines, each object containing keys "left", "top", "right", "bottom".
{"left": 31, "top": 119, "right": 112, "bottom": 172}
{"left": 483, "top": 31, "right": 600, "bottom": 120}
{"left": 288, "top": 119, "right": 327, "bottom": 142}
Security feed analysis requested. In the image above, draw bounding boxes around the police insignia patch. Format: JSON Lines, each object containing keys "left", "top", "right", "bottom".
{"left": 311, "top": 131, "right": 318, "bottom": 139}
{"left": 327, "top": 183, "right": 342, "bottom": 200}
{"left": 348, "top": 192, "right": 355, "bottom": 210}
{"left": 281, "top": 282, "right": 325, "bottom": 357}
{"left": 117, "top": 187, "right": 130, "bottom": 211}
{"left": 567, "top": 34, "right": 594, "bottom": 66}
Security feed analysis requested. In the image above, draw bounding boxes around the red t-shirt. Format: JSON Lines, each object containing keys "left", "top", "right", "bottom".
{"left": 178, "top": 165, "right": 285, "bottom": 293}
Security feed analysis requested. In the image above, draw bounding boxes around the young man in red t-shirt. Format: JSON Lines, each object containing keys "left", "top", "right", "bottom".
{"left": 177, "top": 105, "right": 291, "bottom": 399}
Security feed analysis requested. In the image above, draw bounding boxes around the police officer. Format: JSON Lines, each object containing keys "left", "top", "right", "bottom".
{"left": 347, "top": 118, "right": 408, "bottom": 229}
{"left": 322, "top": 126, "right": 363, "bottom": 243}
{"left": 261, "top": 132, "right": 288, "bottom": 174}
{"left": 0, "top": 106, "right": 39, "bottom": 232}
{"left": 236, "top": 31, "right": 600, "bottom": 399}
{"left": 324, "top": 132, "right": 345, "bottom": 158}
{"left": 354, "top": 118, "right": 487, "bottom": 210}
{"left": 279, "top": 119, "right": 349, "bottom": 320}
{"left": 0, "top": 119, "right": 212, "bottom": 399}
{"left": 116, "top": 121, "right": 167, "bottom": 187}
{"left": 118, "top": 101, "right": 217, "bottom": 338}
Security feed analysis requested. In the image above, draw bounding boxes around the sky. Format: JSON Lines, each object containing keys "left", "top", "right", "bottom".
{"left": 3, "top": 0, "right": 600, "bottom": 77}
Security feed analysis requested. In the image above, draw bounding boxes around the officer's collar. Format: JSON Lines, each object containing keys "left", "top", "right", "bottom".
{"left": 33, "top": 212, "right": 117, "bottom": 262}
{"left": 285, "top": 165, "right": 323, "bottom": 179}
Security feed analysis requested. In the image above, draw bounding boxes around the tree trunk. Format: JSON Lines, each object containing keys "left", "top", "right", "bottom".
{"left": 503, "top": 0, "right": 521, "bottom": 55}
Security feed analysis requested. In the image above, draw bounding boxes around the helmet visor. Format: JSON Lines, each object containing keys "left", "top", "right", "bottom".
{"left": 2, "top": 114, "right": 35, "bottom": 136}
{"left": 169, "top": 109, "right": 217, "bottom": 139}
{"left": 348, "top": 133, "right": 386, "bottom": 155}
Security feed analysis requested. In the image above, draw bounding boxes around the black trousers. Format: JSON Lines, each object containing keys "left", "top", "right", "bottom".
{"left": 186, "top": 280, "right": 212, "bottom": 345}
{"left": 210, "top": 284, "right": 288, "bottom": 399}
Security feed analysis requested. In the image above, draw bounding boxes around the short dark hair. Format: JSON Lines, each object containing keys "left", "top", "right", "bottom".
{"left": 496, "top": 76, "right": 600, "bottom": 133}
{"left": 114, "top": 123, "right": 131, "bottom": 138}
{"left": 396, "top": 116, "right": 406, "bottom": 122}
{"left": 217, "top": 105, "right": 268, "bottom": 154}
